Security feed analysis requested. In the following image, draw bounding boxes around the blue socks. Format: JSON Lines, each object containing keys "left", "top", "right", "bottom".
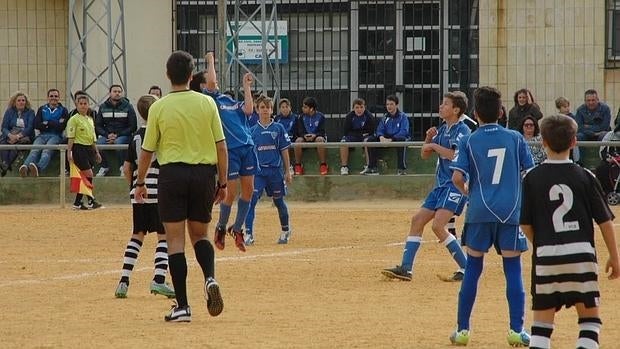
{"left": 443, "top": 234, "right": 467, "bottom": 269}
{"left": 457, "top": 254, "right": 484, "bottom": 331}
{"left": 273, "top": 197, "right": 290, "bottom": 231}
{"left": 503, "top": 256, "right": 525, "bottom": 333}
{"left": 232, "top": 199, "right": 250, "bottom": 232}
{"left": 401, "top": 236, "right": 421, "bottom": 271}
{"left": 244, "top": 193, "right": 260, "bottom": 234}
{"left": 217, "top": 203, "right": 232, "bottom": 229}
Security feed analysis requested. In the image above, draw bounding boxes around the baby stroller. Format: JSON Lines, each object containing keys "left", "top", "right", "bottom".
{"left": 595, "top": 129, "right": 620, "bottom": 205}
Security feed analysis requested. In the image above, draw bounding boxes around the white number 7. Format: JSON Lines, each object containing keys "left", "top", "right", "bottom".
{"left": 487, "top": 148, "right": 505, "bottom": 184}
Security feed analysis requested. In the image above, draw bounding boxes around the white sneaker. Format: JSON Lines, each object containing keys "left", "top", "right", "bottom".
{"left": 278, "top": 230, "right": 292, "bottom": 244}
{"left": 340, "top": 166, "right": 349, "bottom": 175}
{"left": 359, "top": 166, "right": 369, "bottom": 175}
{"left": 96, "top": 167, "right": 109, "bottom": 177}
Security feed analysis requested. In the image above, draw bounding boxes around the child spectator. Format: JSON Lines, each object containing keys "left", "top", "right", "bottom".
{"left": 67, "top": 95, "right": 103, "bottom": 210}
{"left": 114, "top": 94, "right": 175, "bottom": 299}
{"left": 244, "top": 95, "right": 293, "bottom": 245}
{"left": 339, "top": 98, "right": 376, "bottom": 175}
{"left": 274, "top": 98, "right": 298, "bottom": 138}
{"left": 364, "top": 95, "right": 410, "bottom": 175}
{"left": 293, "top": 97, "right": 328, "bottom": 175}
{"left": 521, "top": 113, "right": 620, "bottom": 349}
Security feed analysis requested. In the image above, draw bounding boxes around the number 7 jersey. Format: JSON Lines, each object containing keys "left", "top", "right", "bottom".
{"left": 450, "top": 124, "right": 535, "bottom": 224}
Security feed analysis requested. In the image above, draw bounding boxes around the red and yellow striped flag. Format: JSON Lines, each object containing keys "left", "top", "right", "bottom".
{"left": 69, "top": 161, "right": 93, "bottom": 197}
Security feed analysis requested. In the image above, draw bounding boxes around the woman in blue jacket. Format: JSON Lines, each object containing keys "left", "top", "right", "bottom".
{"left": 0, "top": 92, "right": 35, "bottom": 176}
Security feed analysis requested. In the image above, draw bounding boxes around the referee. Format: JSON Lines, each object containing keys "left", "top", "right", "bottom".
{"left": 135, "top": 50, "right": 228, "bottom": 322}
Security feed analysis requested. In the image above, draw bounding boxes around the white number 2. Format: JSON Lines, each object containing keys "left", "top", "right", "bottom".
{"left": 549, "top": 184, "right": 580, "bottom": 232}
{"left": 487, "top": 148, "right": 505, "bottom": 184}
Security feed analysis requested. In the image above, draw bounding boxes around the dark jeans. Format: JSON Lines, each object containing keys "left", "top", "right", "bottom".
{"left": 366, "top": 135, "right": 407, "bottom": 170}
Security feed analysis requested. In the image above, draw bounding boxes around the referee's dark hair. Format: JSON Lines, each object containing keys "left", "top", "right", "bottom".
{"left": 166, "top": 50, "right": 195, "bottom": 85}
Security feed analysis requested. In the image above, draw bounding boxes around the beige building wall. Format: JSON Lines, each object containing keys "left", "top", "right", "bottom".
{"left": 0, "top": 0, "right": 68, "bottom": 109}
{"left": 0, "top": 0, "right": 171, "bottom": 111}
{"left": 479, "top": 0, "right": 620, "bottom": 119}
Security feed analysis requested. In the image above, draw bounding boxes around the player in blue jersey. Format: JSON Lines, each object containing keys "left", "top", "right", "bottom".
{"left": 244, "top": 95, "right": 293, "bottom": 245}
{"left": 293, "top": 97, "right": 328, "bottom": 175}
{"left": 449, "top": 86, "right": 534, "bottom": 347}
{"left": 381, "top": 92, "right": 469, "bottom": 282}
{"left": 203, "top": 52, "right": 257, "bottom": 253}
{"left": 275, "top": 98, "right": 298, "bottom": 138}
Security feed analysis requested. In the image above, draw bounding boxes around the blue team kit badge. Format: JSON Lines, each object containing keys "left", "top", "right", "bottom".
{"left": 448, "top": 192, "right": 461, "bottom": 203}
{"left": 271, "top": 131, "right": 278, "bottom": 140}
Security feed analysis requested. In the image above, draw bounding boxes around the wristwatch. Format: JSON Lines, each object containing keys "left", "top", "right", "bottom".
{"left": 135, "top": 181, "right": 146, "bottom": 187}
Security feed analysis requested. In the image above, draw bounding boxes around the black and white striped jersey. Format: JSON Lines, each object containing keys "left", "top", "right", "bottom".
{"left": 127, "top": 127, "right": 159, "bottom": 204}
{"left": 521, "top": 160, "right": 614, "bottom": 308}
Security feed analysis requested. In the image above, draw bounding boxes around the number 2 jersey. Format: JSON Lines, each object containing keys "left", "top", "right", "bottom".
{"left": 521, "top": 160, "right": 614, "bottom": 309}
{"left": 450, "top": 124, "right": 534, "bottom": 224}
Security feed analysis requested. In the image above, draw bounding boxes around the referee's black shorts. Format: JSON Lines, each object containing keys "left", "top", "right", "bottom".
{"left": 72, "top": 144, "right": 96, "bottom": 171}
{"left": 158, "top": 163, "right": 217, "bottom": 223}
{"left": 132, "top": 203, "right": 165, "bottom": 234}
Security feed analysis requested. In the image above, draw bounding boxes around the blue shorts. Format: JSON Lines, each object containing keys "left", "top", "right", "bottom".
{"left": 462, "top": 222, "right": 529, "bottom": 254}
{"left": 228, "top": 145, "right": 258, "bottom": 179}
{"left": 421, "top": 185, "right": 467, "bottom": 215}
{"left": 254, "top": 167, "right": 287, "bottom": 198}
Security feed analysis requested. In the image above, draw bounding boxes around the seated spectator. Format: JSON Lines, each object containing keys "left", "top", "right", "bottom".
{"left": 339, "top": 98, "right": 376, "bottom": 175}
{"left": 293, "top": 97, "right": 328, "bottom": 175}
{"left": 507, "top": 88, "right": 543, "bottom": 130}
{"left": 0, "top": 92, "right": 35, "bottom": 177}
{"left": 555, "top": 96, "right": 577, "bottom": 161}
{"left": 363, "top": 95, "right": 410, "bottom": 175}
{"left": 574, "top": 89, "right": 612, "bottom": 163}
{"left": 595, "top": 122, "right": 620, "bottom": 195}
{"left": 498, "top": 105, "right": 508, "bottom": 128}
{"left": 274, "top": 98, "right": 298, "bottom": 138}
{"left": 519, "top": 115, "right": 546, "bottom": 165}
{"left": 95, "top": 84, "right": 137, "bottom": 176}
{"left": 20, "top": 88, "right": 69, "bottom": 177}
{"left": 148, "top": 85, "right": 162, "bottom": 98}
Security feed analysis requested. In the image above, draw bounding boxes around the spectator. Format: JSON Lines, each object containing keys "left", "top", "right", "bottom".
{"left": 519, "top": 116, "right": 546, "bottom": 165}
{"left": 0, "top": 92, "right": 35, "bottom": 177}
{"left": 574, "top": 89, "right": 612, "bottom": 163}
{"left": 20, "top": 88, "right": 69, "bottom": 177}
{"left": 148, "top": 85, "right": 162, "bottom": 98}
{"left": 594, "top": 122, "right": 620, "bottom": 195}
{"left": 274, "top": 98, "right": 298, "bottom": 138}
{"left": 244, "top": 95, "right": 293, "bottom": 245}
{"left": 95, "top": 84, "right": 137, "bottom": 176}
{"left": 498, "top": 105, "right": 508, "bottom": 128}
{"left": 507, "top": 88, "right": 543, "bottom": 130}
{"left": 364, "top": 95, "right": 410, "bottom": 175}
{"left": 555, "top": 96, "right": 577, "bottom": 161}
{"left": 293, "top": 97, "right": 328, "bottom": 175}
{"left": 202, "top": 52, "right": 256, "bottom": 253}
{"left": 339, "top": 98, "right": 376, "bottom": 175}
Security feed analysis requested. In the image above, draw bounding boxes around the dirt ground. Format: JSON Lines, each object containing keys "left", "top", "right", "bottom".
{"left": 1, "top": 200, "right": 619, "bottom": 349}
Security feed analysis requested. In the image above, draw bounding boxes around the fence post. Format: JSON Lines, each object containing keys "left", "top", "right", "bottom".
{"left": 59, "top": 147, "right": 66, "bottom": 208}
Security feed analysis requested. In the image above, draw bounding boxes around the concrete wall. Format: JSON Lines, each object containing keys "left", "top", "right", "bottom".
{"left": 0, "top": 0, "right": 68, "bottom": 108}
{"left": 479, "top": 0, "right": 619, "bottom": 118}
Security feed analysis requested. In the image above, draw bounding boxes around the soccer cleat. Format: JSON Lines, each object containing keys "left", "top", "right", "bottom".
{"left": 507, "top": 329, "right": 530, "bottom": 347}
{"left": 214, "top": 225, "right": 226, "bottom": 250}
{"left": 28, "top": 163, "right": 38, "bottom": 177}
{"left": 18, "top": 164, "right": 28, "bottom": 177}
{"left": 164, "top": 303, "right": 191, "bottom": 322}
{"left": 448, "top": 270, "right": 464, "bottom": 282}
{"left": 115, "top": 282, "right": 128, "bottom": 298}
{"left": 450, "top": 329, "right": 470, "bottom": 346}
{"left": 381, "top": 265, "right": 412, "bottom": 281}
{"left": 228, "top": 226, "right": 246, "bottom": 252}
{"left": 244, "top": 232, "right": 255, "bottom": 246}
{"left": 205, "top": 277, "right": 224, "bottom": 317}
{"left": 150, "top": 281, "right": 175, "bottom": 298}
{"left": 278, "top": 230, "right": 291, "bottom": 244}
{"left": 89, "top": 200, "right": 103, "bottom": 209}
{"left": 293, "top": 163, "right": 303, "bottom": 175}
{"left": 319, "top": 163, "right": 329, "bottom": 175}
{"left": 96, "top": 167, "right": 109, "bottom": 177}
{"left": 340, "top": 166, "right": 349, "bottom": 175}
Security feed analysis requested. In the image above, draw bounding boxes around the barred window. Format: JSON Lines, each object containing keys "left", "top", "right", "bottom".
{"left": 607, "top": 0, "right": 620, "bottom": 66}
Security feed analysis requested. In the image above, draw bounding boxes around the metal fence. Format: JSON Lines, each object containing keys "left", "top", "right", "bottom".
{"left": 174, "top": 0, "right": 479, "bottom": 140}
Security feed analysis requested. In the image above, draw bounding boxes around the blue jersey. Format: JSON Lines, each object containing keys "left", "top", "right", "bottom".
{"left": 274, "top": 113, "right": 298, "bottom": 137}
{"left": 433, "top": 120, "right": 470, "bottom": 188}
{"left": 450, "top": 124, "right": 534, "bottom": 224}
{"left": 250, "top": 121, "right": 291, "bottom": 168}
{"left": 248, "top": 111, "right": 259, "bottom": 127}
{"left": 205, "top": 91, "right": 253, "bottom": 149}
